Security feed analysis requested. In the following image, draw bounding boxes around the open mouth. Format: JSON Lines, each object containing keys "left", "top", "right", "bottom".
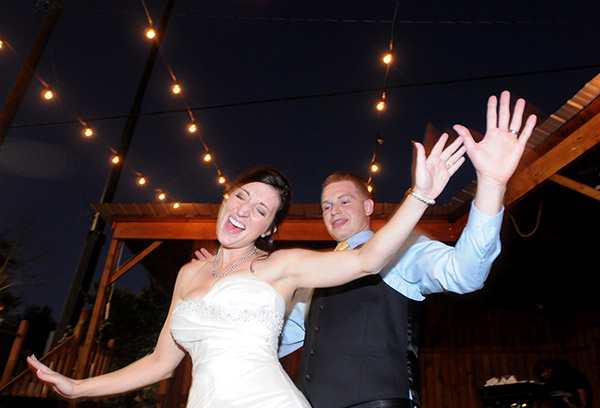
{"left": 228, "top": 216, "right": 246, "bottom": 231}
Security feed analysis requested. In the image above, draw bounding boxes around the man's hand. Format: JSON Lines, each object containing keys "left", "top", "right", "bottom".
{"left": 191, "top": 248, "right": 213, "bottom": 262}
{"left": 454, "top": 90, "right": 537, "bottom": 215}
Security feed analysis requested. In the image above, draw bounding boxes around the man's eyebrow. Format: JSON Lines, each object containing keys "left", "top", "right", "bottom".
{"left": 321, "top": 193, "right": 353, "bottom": 205}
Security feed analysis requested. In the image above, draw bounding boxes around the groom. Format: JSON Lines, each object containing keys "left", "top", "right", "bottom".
{"left": 279, "top": 91, "right": 537, "bottom": 407}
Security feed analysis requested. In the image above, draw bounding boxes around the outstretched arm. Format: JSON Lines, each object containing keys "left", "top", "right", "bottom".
{"left": 27, "top": 264, "right": 193, "bottom": 399}
{"left": 454, "top": 90, "right": 537, "bottom": 216}
{"left": 280, "top": 133, "right": 466, "bottom": 289}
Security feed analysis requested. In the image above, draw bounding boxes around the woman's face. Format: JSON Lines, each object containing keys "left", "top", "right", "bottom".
{"left": 216, "top": 182, "right": 281, "bottom": 248}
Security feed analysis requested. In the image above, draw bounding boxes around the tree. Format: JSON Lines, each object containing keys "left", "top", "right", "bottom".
{"left": 0, "top": 220, "right": 59, "bottom": 321}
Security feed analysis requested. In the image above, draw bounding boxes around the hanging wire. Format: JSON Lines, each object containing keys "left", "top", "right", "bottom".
{"left": 509, "top": 200, "right": 543, "bottom": 238}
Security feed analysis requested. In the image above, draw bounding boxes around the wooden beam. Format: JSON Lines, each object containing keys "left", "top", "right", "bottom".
{"left": 109, "top": 240, "right": 164, "bottom": 284}
{"left": 549, "top": 173, "right": 600, "bottom": 202}
{"left": 505, "top": 110, "right": 600, "bottom": 206}
{"left": 111, "top": 216, "right": 460, "bottom": 242}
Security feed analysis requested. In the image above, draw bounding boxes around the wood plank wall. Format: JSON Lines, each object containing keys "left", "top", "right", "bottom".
{"left": 419, "top": 298, "right": 600, "bottom": 408}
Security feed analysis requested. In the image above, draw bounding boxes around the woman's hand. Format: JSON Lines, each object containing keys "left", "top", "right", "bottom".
{"left": 27, "top": 355, "right": 77, "bottom": 399}
{"left": 412, "top": 133, "right": 466, "bottom": 200}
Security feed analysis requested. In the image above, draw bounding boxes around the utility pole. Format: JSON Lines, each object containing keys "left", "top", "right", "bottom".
{"left": 0, "top": 3, "right": 63, "bottom": 148}
{"left": 52, "top": 0, "right": 177, "bottom": 346}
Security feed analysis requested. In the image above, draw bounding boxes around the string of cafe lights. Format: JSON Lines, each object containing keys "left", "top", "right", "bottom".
{"left": 5, "top": 5, "right": 597, "bottom": 203}
{"left": 365, "top": 0, "right": 401, "bottom": 194}
{"left": 0, "top": 2, "right": 235, "bottom": 209}
{"left": 140, "top": 0, "right": 227, "bottom": 188}
{"left": 1, "top": 34, "right": 188, "bottom": 208}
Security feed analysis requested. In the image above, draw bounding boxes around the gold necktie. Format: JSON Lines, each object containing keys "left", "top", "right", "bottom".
{"left": 335, "top": 241, "right": 349, "bottom": 251}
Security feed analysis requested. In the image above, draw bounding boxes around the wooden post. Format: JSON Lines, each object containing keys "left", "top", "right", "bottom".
{"left": 0, "top": 320, "right": 29, "bottom": 385}
{"left": 0, "top": 3, "right": 63, "bottom": 147}
{"left": 74, "top": 238, "right": 121, "bottom": 379}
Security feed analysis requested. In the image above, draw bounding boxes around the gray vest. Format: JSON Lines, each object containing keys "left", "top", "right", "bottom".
{"left": 296, "top": 274, "right": 421, "bottom": 407}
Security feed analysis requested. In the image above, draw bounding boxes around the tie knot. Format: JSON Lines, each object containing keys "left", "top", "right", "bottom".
{"left": 335, "top": 241, "right": 349, "bottom": 251}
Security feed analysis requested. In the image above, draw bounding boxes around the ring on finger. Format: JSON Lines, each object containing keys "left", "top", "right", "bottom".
{"left": 509, "top": 129, "right": 518, "bottom": 135}
{"left": 446, "top": 162, "right": 451, "bottom": 168}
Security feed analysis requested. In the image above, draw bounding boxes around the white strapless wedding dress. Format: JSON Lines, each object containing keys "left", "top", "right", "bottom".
{"left": 170, "top": 278, "right": 310, "bottom": 408}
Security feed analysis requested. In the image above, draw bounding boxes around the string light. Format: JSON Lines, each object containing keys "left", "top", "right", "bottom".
{"left": 367, "top": 185, "right": 374, "bottom": 193}
{"left": 145, "top": 27, "right": 156, "bottom": 39}
{"left": 42, "top": 89, "right": 54, "bottom": 100}
{"left": 367, "top": 0, "right": 400, "bottom": 191}
{"left": 172, "top": 202, "right": 180, "bottom": 209}
{"left": 5, "top": 2, "right": 230, "bottom": 205}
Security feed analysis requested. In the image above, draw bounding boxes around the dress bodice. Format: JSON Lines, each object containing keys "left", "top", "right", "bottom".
{"left": 171, "top": 278, "right": 309, "bottom": 408}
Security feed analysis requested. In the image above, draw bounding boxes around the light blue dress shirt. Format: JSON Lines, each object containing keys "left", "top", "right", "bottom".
{"left": 279, "top": 202, "right": 503, "bottom": 357}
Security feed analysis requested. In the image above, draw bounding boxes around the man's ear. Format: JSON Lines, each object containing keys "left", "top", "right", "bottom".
{"left": 363, "top": 199, "right": 375, "bottom": 217}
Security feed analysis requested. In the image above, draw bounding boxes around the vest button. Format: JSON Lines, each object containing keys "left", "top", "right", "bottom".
{"left": 314, "top": 326, "right": 320, "bottom": 332}
{"left": 319, "top": 305, "right": 325, "bottom": 310}
{"left": 309, "top": 349, "right": 316, "bottom": 355}
{"left": 305, "top": 374, "right": 311, "bottom": 381}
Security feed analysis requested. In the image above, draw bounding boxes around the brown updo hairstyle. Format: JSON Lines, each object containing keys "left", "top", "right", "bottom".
{"left": 225, "top": 166, "right": 292, "bottom": 252}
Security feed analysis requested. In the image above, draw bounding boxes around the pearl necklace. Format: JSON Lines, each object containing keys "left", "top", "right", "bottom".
{"left": 211, "top": 246, "right": 257, "bottom": 278}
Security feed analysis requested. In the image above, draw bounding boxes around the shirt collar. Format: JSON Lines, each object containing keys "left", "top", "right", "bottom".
{"left": 343, "top": 230, "right": 374, "bottom": 249}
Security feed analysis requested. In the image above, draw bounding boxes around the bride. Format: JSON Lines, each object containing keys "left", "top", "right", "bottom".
{"left": 27, "top": 92, "right": 535, "bottom": 407}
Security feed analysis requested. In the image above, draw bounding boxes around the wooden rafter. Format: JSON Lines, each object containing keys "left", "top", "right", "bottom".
{"left": 549, "top": 173, "right": 600, "bottom": 202}
{"left": 504, "top": 109, "right": 600, "bottom": 206}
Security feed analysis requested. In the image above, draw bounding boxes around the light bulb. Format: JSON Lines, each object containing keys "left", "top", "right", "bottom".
{"left": 376, "top": 101, "right": 385, "bottom": 111}
{"left": 83, "top": 128, "right": 93, "bottom": 137}
{"left": 203, "top": 153, "right": 212, "bottom": 162}
{"left": 111, "top": 156, "right": 120, "bottom": 164}
{"left": 367, "top": 185, "right": 373, "bottom": 193}
{"left": 172, "top": 202, "right": 180, "bottom": 209}
{"left": 370, "top": 163, "right": 380, "bottom": 173}
{"left": 172, "top": 83, "right": 181, "bottom": 94}
{"left": 157, "top": 192, "right": 166, "bottom": 201}
{"left": 383, "top": 53, "right": 392, "bottom": 64}
{"left": 42, "top": 89, "right": 54, "bottom": 100}
{"left": 145, "top": 28, "right": 156, "bottom": 39}
{"left": 0, "top": 40, "right": 4, "bottom": 49}
{"left": 188, "top": 123, "right": 197, "bottom": 133}
{"left": 218, "top": 176, "right": 226, "bottom": 184}
{"left": 138, "top": 177, "right": 146, "bottom": 185}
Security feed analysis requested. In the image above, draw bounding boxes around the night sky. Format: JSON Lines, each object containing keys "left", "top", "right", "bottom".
{"left": 1, "top": 1, "right": 599, "bottom": 320}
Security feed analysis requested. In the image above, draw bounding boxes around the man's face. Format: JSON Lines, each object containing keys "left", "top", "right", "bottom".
{"left": 321, "top": 180, "right": 374, "bottom": 242}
